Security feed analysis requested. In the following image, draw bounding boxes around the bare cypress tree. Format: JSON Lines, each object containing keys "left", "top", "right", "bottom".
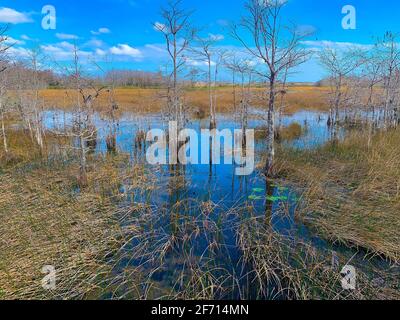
{"left": 187, "top": 67, "right": 200, "bottom": 88}
{"left": 276, "top": 64, "right": 289, "bottom": 140}
{"left": 154, "top": 0, "right": 195, "bottom": 130}
{"left": 376, "top": 32, "right": 400, "bottom": 128}
{"left": 0, "top": 75, "right": 8, "bottom": 155}
{"left": 212, "top": 49, "right": 229, "bottom": 122}
{"left": 27, "top": 48, "right": 46, "bottom": 154}
{"left": 225, "top": 56, "right": 254, "bottom": 135}
{"left": 54, "top": 46, "right": 106, "bottom": 186}
{"left": 0, "top": 25, "right": 10, "bottom": 154}
{"left": 319, "top": 47, "right": 365, "bottom": 139}
{"left": 95, "top": 56, "right": 119, "bottom": 154}
{"left": 362, "top": 49, "right": 383, "bottom": 120}
{"left": 232, "top": 0, "right": 311, "bottom": 176}
{"left": 191, "top": 35, "right": 219, "bottom": 128}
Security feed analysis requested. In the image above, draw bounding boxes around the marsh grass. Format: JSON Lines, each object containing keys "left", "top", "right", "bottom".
{"left": 0, "top": 134, "right": 244, "bottom": 300}
{"left": 0, "top": 127, "right": 71, "bottom": 169}
{"left": 38, "top": 86, "right": 330, "bottom": 115}
{"left": 255, "top": 122, "right": 305, "bottom": 142}
{"left": 0, "top": 170, "right": 125, "bottom": 299}
{"left": 277, "top": 122, "right": 304, "bottom": 141}
{"left": 276, "top": 128, "right": 400, "bottom": 263}
{"left": 0, "top": 135, "right": 144, "bottom": 299}
{"left": 237, "top": 214, "right": 399, "bottom": 300}
{"left": 1, "top": 118, "right": 399, "bottom": 300}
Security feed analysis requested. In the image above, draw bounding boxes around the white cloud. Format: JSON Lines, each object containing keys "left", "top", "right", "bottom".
{"left": 56, "top": 33, "right": 80, "bottom": 40}
{"left": 301, "top": 40, "right": 373, "bottom": 51}
{"left": 144, "top": 44, "right": 165, "bottom": 53}
{"left": 4, "top": 36, "right": 25, "bottom": 45}
{"left": 208, "top": 33, "right": 224, "bottom": 41}
{"left": 153, "top": 22, "right": 167, "bottom": 32}
{"left": 95, "top": 48, "right": 107, "bottom": 56}
{"left": 21, "top": 35, "right": 32, "bottom": 41}
{"left": 185, "top": 58, "right": 216, "bottom": 67}
{"left": 110, "top": 44, "right": 142, "bottom": 58}
{"left": 7, "top": 46, "right": 31, "bottom": 59}
{"left": 85, "top": 39, "right": 105, "bottom": 48}
{"left": 0, "top": 7, "right": 32, "bottom": 24}
{"left": 41, "top": 42, "right": 92, "bottom": 61}
{"left": 91, "top": 27, "right": 111, "bottom": 35}
{"left": 99, "top": 28, "right": 110, "bottom": 34}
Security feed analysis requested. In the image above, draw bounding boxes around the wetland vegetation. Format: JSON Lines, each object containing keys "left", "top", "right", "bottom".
{"left": 0, "top": 0, "right": 399, "bottom": 300}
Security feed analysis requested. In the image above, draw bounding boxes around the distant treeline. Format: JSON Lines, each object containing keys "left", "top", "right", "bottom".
{"left": 104, "top": 70, "right": 166, "bottom": 88}
{"left": 0, "top": 62, "right": 168, "bottom": 89}
{"left": 2, "top": 62, "right": 320, "bottom": 90}
{"left": 0, "top": 62, "right": 62, "bottom": 89}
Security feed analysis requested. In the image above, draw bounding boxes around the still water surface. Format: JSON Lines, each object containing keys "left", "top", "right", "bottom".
{"left": 43, "top": 110, "right": 395, "bottom": 298}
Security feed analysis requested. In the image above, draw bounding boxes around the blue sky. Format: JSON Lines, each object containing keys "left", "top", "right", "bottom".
{"left": 1, "top": 0, "right": 399, "bottom": 82}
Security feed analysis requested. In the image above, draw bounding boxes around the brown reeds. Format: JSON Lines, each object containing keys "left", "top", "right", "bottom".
{"left": 277, "top": 128, "right": 400, "bottom": 263}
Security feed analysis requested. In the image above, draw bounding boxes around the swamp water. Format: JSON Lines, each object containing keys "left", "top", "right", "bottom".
{"left": 43, "top": 110, "right": 398, "bottom": 299}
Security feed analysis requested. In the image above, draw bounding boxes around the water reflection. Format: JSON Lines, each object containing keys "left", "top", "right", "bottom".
{"left": 42, "top": 109, "right": 332, "bottom": 244}
{"left": 43, "top": 109, "right": 390, "bottom": 298}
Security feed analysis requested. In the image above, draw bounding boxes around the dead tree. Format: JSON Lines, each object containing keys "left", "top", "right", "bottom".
{"left": 187, "top": 67, "right": 200, "bottom": 88}
{"left": 319, "top": 47, "right": 364, "bottom": 138}
{"left": 357, "top": 54, "right": 383, "bottom": 148}
{"left": 225, "top": 56, "right": 254, "bottom": 135}
{"left": 154, "top": 0, "right": 195, "bottom": 130}
{"left": 276, "top": 65, "right": 290, "bottom": 140}
{"left": 0, "top": 25, "right": 10, "bottom": 154}
{"left": 0, "top": 74, "right": 8, "bottom": 154}
{"left": 191, "top": 35, "right": 219, "bottom": 128}
{"left": 376, "top": 32, "right": 400, "bottom": 128}
{"left": 232, "top": 0, "right": 311, "bottom": 176}
{"left": 362, "top": 50, "right": 383, "bottom": 120}
{"left": 212, "top": 50, "right": 229, "bottom": 124}
{"left": 12, "top": 62, "right": 35, "bottom": 143}
{"left": 95, "top": 57, "right": 119, "bottom": 154}
{"left": 25, "top": 48, "right": 46, "bottom": 154}
{"left": 57, "top": 46, "right": 106, "bottom": 186}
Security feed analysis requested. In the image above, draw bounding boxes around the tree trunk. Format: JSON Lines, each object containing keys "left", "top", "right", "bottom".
{"left": 383, "top": 72, "right": 393, "bottom": 129}
{"left": 79, "top": 134, "right": 88, "bottom": 187}
{"left": 393, "top": 106, "right": 399, "bottom": 127}
{"left": 334, "top": 81, "right": 342, "bottom": 125}
{"left": 208, "top": 58, "right": 215, "bottom": 128}
{"left": 232, "top": 71, "right": 236, "bottom": 113}
{"left": 34, "top": 110, "right": 44, "bottom": 154}
{"left": 266, "top": 76, "right": 276, "bottom": 177}
{"left": 213, "top": 63, "right": 218, "bottom": 128}
{"left": 367, "top": 85, "right": 375, "bottom": 149}
{"left": 1, "top": 106, "right": 8, "bottom": 154}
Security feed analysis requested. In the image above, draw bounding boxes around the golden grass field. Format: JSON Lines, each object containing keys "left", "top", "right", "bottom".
{"left": 38, "top": 85, "right": 330, "bottom": 115}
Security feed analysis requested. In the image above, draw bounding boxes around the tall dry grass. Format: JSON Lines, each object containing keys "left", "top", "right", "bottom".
{"left": 277, "top": 129, "right": 400, "bottom": 263}
{"left": 236, "top": 215, "right": 392, "bottom": 300}
{"left": 0, "top": 170, "right": 126, "bottom": 299}
{"left": 38, "top": 86, "right": 330, "bottom": 115}
{"left": 0, "top": 132, "right": 144, "bottom": 299}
